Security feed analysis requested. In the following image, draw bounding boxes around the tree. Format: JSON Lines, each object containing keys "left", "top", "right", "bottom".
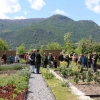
{"left": 46, "top": 42, "right": 61, "bottom": 50}
{"left": 0, "top": 38, "right": 9, "bottom": 50}
{"left": 63, "top": 32, "right": 75, "bottom": 53}
{"left": 16, "top": 44, "right": 26, "bottom": 55}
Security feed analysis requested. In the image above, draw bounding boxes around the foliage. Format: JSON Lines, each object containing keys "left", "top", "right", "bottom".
{"left": 41, "top": 67, "right": 78, "bottom": 100}
{"left": 0, "top": 38, "right": 9, "bottom": 50}
{"left": 40, "top": 45, "right": 44, "bottom": 55}
{"left": 75, "top": 36, "right": 100, "bottom": 54}
{"left": 60, "top": 67, "right": 68, "bottom": 78}
{"left": 0, "top": 64, "right": 22, "bottom": 71}
{"left": 16, "top": 43, "right": 26, "bottom": 55}
{"left": 46, "top": 42, "right": 62, "bottom": 50}
{"left": 60, "top": 61, "right": 68, "bottom": 68}
{"left": 86, "top": 69, "right": 94, "bottom": 83}
{"left": 1, "top": 15, "right": 100, "bottom": 49}
{"left": 63, "top": 33, "right": 75, "bottom": 53}
{"left": 60, "top": 81, "right": 69, "bottom": 87}
{"left": 20, "top": 58, "right": 26, "bottom": 64}
{"left": 44, "top": 68, "right": 54, "bottom": 79}
{"left": 0, "top": 66, "right": 30, "bottom": 98}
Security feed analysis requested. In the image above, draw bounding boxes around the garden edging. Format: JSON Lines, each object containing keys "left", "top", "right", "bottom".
{"left": 49, "top": 69, "right": 93, "bottom": 100}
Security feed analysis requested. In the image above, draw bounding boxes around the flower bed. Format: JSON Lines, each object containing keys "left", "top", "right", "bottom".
{"left": 0, "top": 66, "right": 30, "bottom": 100}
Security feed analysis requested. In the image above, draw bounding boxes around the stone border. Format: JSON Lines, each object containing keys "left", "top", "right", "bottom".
{"left": 49, "top": 69, "right": 93, "bottom": 100}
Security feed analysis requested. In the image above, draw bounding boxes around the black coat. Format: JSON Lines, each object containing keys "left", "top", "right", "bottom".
{"left": 35, "top": 52, "right": 41, "bottom": 64}
{"left": 30, "top": 52, "right": 35, "bottom": 65}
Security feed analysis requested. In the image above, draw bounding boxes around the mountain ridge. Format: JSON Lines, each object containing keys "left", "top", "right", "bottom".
{"left": 0, "top": 14, "right": 100, "bottom": 49}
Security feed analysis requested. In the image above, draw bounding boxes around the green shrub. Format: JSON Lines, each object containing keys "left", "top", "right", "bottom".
{"left": 0, "top": 64, "right": 22, "bottom": 71}
{"left": 44, "top": 68, "right": 54, "bottom": 79}
{"left": 60, "top": 81, "right": 69, "bottom": 87}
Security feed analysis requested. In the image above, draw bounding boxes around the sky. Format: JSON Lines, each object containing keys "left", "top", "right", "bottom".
{"left": 0, "top": 0, "right": 100, "bottom": 26}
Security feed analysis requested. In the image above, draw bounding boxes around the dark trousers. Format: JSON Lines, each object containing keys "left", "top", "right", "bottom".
{"left": 36, "top": 63, "right": 41, "bottom": 74}
{"left": 93, "top": 63, "right": 97, "bottom": 72}
{"left": 4, "top": 60, "right": 7, "bottom": 64}
{"left": 54, "top": 62, "right": 57, "bottom": 68}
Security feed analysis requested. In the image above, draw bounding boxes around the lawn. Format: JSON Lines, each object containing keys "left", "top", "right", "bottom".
{"left": 41, "top": 67, "right": 78, "bottom": 100}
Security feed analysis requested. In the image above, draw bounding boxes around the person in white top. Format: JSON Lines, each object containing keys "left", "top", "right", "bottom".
{"left": 15, "top": 53, "right": 20, "bottom": 63}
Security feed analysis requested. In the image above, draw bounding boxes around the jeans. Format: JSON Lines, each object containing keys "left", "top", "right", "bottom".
{"left": 30, "top": 65, "right": 35, "bottom": 73}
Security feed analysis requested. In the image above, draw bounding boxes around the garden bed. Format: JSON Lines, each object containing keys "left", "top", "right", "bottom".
{"left": 54, "top": 69, "right": 100, "bottom": 100}
{"left": 0, "top": 66, "right": 30, "bottom": 100}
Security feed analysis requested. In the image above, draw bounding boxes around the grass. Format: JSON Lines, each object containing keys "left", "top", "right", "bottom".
{"left": 41, "top": 67, "right": 78, "bottom": 100}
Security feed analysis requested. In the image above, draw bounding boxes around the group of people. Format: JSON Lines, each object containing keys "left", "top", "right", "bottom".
{"left": 0, "top": 51, "right": 20, "bottom": 65}
{"left": 42, "top": 53, "right": 58, "bottom": 68}
{"left": 24, "top": 49, "right": 41, "bottom": 74}
{"left": 58, "top": 52, "right": 98, "bottom": 72}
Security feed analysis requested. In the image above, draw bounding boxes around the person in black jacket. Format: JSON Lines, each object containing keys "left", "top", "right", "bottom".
{"left": 29, "top": 49, "right": 36, "bottom": 73}
{"left": 2, "top": 51, "right": 7, "bottom": 64}
{"left": 35, "top": 49, "right": 41, "bottom": 74}
{"left": 43, "top": 53, "right": 48, "bottom": 68}
{"left": 58, "top": 52, "right": 64, "bottom": 61}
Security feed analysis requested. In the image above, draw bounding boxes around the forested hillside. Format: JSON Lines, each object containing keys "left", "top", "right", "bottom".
{"left": 0, "top": 14, "right": 100, "bottom": 49}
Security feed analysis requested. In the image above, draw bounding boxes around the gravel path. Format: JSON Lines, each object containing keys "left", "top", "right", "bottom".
{"left": 25, "top": 72, "right": 56, "bottom": 100}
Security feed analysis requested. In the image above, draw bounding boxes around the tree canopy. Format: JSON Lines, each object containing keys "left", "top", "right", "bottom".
{"left": 0, "top": 38, "right": 9, "bottom": 50}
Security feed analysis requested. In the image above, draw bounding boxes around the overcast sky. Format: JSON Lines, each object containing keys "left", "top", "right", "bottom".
{"left": 0, "top": 0, "right": 100, "bottom": 25}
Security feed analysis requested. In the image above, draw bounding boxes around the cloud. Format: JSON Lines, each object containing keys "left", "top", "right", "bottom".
{"left": 0, "top": 0, "right": 21, "bottom": 13}
{"left": 24, "top": 11, "right": 28, "bottom": 15}
{"left": 85, "top": 0, "right": 100, "bottom": 13}
{"left": 28, "top": 0, "right": 45, "bottom": 10}
{"left": 52, "top": 9, "right": 66, "bottom": 15}
{"left": 14, "top": 16, "right": 26, "bottom": 19}
{"left": 0, "top": 13, "right": 10, "bottom": 19}
{"left": 0, "top": 0, "right": 21, "bottom": 19}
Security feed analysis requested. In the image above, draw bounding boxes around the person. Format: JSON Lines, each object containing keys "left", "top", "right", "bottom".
{"left": 84, "top": 54, "right": 88, "bottom": 70}
{"left": 72, "top": 53, "right": 77, "bottom": 63}
{"left": 64, "top": 54, "right": 70, "bottom": 67}
{"left": 77, "top": 54, "right": 82, "bottom": 65}
{"left": 80, "top": 54, "right": 85, "bottom": 73}
{"left": 53, "top": 54, "right": 57, "bottom": 68}
{"left": 29, "top": 49, "right": 36, "bottom": 73}
{"left": 26, "top": 52, "right": 30, "bottom": 65}
{"left": 24, "top": 52, "right": 28, "bottom": 64}
{"left": 43, "top": 53, "right": 48, "bottom": 68}
{"left": 87, "top": 53, "right": 92, "bottom": 68}
{"left": 58, "top": 52, "right": 64, "bottom": 62}
{"left": 69, "top": 52, "right": 73, "bottom": 63}
{"left": 92, "top": 53, "right": 98, "bottom": 72}
{"left": 35, "top": 49, "right": 41, "bottom": 74}
{"left": 2, "top": 51, "right": 7, "bottom": 64}
{"left": 15, "top": 53, "right": 20, "bottom": 63}
{"left": 9, "top": 54, "right": 14, "bottom": 64}
{"left": 48, "top": 53, "right": 54, "bottom": 68}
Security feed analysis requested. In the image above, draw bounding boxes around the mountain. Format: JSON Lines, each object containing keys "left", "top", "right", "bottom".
{"left": 0, "top": 14, "right": 100, "bottom": 49}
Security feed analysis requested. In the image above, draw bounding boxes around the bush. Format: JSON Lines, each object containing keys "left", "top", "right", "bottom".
{"left": 0, "top": 64, "right": 22, "bottom": 71}
{"left": 44, "top": 68, "right": 54, "bottom": 79}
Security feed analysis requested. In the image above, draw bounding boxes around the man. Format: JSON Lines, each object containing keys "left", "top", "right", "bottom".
{"left": 35, "top": 49, "right": 41, "bottom": 74}
{"left": 2, "top": 51, "right": 7, "bottom": 64}
{"left": 29, "top": 49, "right": 36, "bottom": 73}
